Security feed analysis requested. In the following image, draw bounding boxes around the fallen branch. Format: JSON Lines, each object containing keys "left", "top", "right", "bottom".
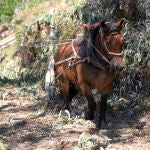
{"left": 0, "top": 33, "right": 16, "bottom": 50}
{"left": 14, "top": 15, "right": 47, "bottom": 56}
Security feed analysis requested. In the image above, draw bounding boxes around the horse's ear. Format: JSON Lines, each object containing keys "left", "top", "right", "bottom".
{"left": 120, "top": 19, "right": 124, "bottom": 26}
{"left": 116, "top": 19, "right": 124, "bottom": 26}
{"left": 101, "top": 21, "right": 106, "bottom": 28}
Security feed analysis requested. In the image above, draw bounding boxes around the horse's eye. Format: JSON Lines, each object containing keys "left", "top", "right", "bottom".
{"left": 105, "top": 36, "right": 111, "bottom": 42}
{"left": 105, "top": 39, "right": 111, "bottom": 46}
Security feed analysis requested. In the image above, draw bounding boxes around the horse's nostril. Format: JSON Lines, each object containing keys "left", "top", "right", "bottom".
{"left": 118, "top": 64, "right": 124, "bottom": 71}
{"left": 112, "top": 60, "right": 124, "bottom": 71}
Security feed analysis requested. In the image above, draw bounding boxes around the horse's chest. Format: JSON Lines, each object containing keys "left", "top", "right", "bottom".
{"left": 78, "top": 64, "right": 114, "bottom": 88}
{"left": 80, "top": 65, "right": 105, "bottom": 80}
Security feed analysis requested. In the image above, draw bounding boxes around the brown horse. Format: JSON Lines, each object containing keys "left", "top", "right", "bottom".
{"left": 54, "top": 20, "right": 124, "bottom": 128}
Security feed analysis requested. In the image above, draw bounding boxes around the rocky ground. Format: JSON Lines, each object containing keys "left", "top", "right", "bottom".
{"left": 0, "top": 85, "right": 150, "bottom": 150}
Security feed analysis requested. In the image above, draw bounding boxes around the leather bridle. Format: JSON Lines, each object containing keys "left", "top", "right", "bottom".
{"left": 56, "top": 26, "right": 123, "bottom": 71}
{"left": 99, "top": 27, "right": 123, "bottom": 57}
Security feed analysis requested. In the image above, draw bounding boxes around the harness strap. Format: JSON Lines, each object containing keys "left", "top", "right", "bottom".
{"left": 104, "top": 42, "right": 123, "bottom": 56}
{"left": 55, "top": 56, "right": 79, "bottom": 66}
{"left": 108, "top": 51, "right": 123, "bottom": 56}
{"left": 71, "top": 40, "right": 78, "bottom": 57}
{"left": 53, "top": 56, "right": 105, "bottom": 87}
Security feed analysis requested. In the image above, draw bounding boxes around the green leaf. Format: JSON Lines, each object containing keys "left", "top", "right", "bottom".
{"left": 0, "top": 142, "right": 6, "bottom": 150}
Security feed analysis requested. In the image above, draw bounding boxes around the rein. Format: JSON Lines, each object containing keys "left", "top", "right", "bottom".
{"left": 55, "top": 26, "right": 123, "bottom": 70}
{"left": 53, "top": 28, "right": 123, "bottom": 85}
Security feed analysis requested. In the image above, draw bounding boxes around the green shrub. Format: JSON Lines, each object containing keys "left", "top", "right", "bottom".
{"left": 0, "top": 0, "right": 22, "bottom": 22}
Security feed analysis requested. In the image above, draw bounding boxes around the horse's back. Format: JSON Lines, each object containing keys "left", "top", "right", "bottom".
{"left": 54, "top": 41, "right": 71, "bottom": 62}
{"left": 54, "top": 40, "right": 81, "bottom": 63}
{"left": 54, "top": 40, "right": 81, "bottom": 84}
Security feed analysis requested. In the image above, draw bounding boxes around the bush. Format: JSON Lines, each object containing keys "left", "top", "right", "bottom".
{"left": 0, "top": 0, "right": 22, "bottom": 23}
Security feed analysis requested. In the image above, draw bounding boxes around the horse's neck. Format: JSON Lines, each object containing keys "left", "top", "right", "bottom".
{"left": 95, "top": 34, "right": 105, "bottom": 57}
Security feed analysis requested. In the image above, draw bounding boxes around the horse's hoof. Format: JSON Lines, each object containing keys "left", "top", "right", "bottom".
{"left": 63, "top": 104, "right": 71, "bottom": 111}
{"left": 96, "top": 120, "right": 107, "bottom": 129}
{"left": 85, "top": 111, "right": 94, "bottom": 120}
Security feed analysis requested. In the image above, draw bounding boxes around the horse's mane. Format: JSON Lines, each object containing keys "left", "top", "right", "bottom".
{"left": 79, "top": 26, "right": 99, "bottom": 58}
{"left": 79, "top": 21, "right": 122, "bottom": 60}
{"left": 104, "top": 22, "right": 122, "bottom": 34}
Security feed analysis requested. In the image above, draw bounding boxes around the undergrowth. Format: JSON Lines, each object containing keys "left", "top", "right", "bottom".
{"left": 0, "top": 0, "right": 149, "bottom": 106}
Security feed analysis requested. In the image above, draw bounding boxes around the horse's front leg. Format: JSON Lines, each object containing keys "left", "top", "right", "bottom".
{"left": 85, "top": 95, "right": 96, "bottom": 120}
{"left": 98, "top": 95, "right": 108, "bottom": 129}
{"left": 80, "top": 83, "right": 96, "bottom": 120}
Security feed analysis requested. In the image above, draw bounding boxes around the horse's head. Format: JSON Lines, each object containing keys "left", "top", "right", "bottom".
{"left": 100, "top": 20, "right": 124, "bottom": 71}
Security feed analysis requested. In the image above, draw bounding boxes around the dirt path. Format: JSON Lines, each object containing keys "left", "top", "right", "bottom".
{"left": 0, "top": 86, "right": 150, "bottom": 150}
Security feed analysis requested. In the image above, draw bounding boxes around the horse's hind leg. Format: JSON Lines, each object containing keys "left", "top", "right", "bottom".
{"left": 60, "top": 79, "right": 77, "bottom": 110}
{"left": 98, "top": 95, "right": 108, "bottom": 128}
{"left": 69, "top": 82, "right": 77, "bottom": 102}
{"left": 59, "top": 78, "right": 70, "bottom": 110}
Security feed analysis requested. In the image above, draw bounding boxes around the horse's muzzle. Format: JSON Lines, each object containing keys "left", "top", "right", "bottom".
{"left": 110, "top": 60, "right": 124, "bottom": 71}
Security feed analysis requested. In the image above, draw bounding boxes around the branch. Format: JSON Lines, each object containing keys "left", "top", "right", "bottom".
{"left": 14, "top": 16, "right": 45, "bottom": 56}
